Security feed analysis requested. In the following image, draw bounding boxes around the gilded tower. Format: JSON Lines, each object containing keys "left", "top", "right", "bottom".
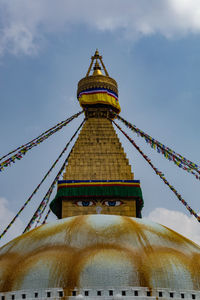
{"left": 50, "top": 50, "right": 143, "bottom": 219}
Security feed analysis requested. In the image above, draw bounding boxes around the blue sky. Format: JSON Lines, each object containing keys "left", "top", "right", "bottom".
{"left": 1, "top": 0, "right": 200, "bottom": 246}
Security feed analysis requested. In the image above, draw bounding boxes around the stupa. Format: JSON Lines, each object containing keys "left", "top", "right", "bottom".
{"left": 0, "top": 51, "right": 200, "bottom": 300}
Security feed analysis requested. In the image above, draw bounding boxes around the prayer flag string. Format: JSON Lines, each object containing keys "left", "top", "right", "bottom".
{"left": 112, "top": 120, "right": 200, "bottom": 223}
{"left": 0, "top": 118, "right": 85, "bottom": 240}
{"left": 23, "top": 119, "right": 85, "bottom": 233}
{"left": 116, "top": 114, "right": 200, "bottom": 180}
{"left": 42, "top": 208, "right": 51, "bottom": 225}
{"left": 0, "top": 111, "right": 83, "bottom": 172}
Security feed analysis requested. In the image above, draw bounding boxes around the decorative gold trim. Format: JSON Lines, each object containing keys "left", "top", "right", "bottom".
{"left": 84, "top": 107, "right": 118, "bottom": 119}
{"left": 77, "top": 75, "right": 118, "bottom": 97}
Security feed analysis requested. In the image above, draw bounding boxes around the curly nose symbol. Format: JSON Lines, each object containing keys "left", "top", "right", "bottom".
{"left": 96, "top": 206, "right": 102, "bottom": 214}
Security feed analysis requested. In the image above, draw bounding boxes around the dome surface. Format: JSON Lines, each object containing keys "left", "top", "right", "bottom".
{"left": 0, "top": 215, "right": 200, "bottom": 293}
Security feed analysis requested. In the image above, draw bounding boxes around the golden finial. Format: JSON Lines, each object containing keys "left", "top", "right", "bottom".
{"left": 94, "top": 49, "right": 100, "bottom": 57}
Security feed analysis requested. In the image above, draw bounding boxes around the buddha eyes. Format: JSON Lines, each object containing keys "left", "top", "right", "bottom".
{"left": 104, "top": 201, "right": 122, "bottom": 207}
{"left": 76, "top": 201, "right": 94, "bottom": 207}
{"left": 75, "top": 200, "right": 123, "bottom": 207}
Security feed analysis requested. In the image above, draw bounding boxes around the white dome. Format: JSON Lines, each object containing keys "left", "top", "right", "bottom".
{"left": 0, "top": 215, "right": 200, "bottom": 292}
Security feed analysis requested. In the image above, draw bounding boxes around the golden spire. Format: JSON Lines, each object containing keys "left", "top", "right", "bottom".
{"left": 50, "top": 50, "right": 143, "bottom": 220}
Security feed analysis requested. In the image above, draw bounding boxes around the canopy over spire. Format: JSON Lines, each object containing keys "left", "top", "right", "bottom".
{"left": 77, "top": 50, "right": 121, "bottom": 114}
{"left": 86, "top": 49, "right": 109, "bottom": 77}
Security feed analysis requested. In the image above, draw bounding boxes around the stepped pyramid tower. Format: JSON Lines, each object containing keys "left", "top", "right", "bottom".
{"left": 50, "top": 50, "right": 143, "bottom": 219}
{"left": 0, "top": 51, "right": 200, "bottom": 300}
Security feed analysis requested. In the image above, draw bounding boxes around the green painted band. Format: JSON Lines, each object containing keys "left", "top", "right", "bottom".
{"left": 50, "top": 185, "right": 143, "bottom": 218}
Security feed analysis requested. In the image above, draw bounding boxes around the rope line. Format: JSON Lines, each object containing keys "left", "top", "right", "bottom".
{"left": 116, "top": 114, "right": 200, "bottom": 180}
{"left": 23, "top": 119, "right": 85, "bottom": 233}
{"left": 0, "top": 111, "right": 83, "bottom": 161}
{"left": 0, "top": 116, "right": 84, "bottom": 240}
{"left": 112, "top": 120, "right": 200, "bottom": 223}
{"left": 0, "top": 111, "right": 83, "bottom": 172}
{"left": 42, "top": 209, "right": 51, "bottom": 225}
{"left": 34, "top": 140, "right": 77, "bottom": 229}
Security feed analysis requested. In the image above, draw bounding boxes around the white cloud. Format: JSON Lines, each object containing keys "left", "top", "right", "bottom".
{"left": 1, "top": 0, "right": 200, "bottom": 56}
{"left": 0, "top": 24, "right": 38, "bottom": 56}
{"left": 0, "top": 197, "right": 24, "bottom": 247}
{"left": 146, "top": 207, "right": 200, "bottom": 246}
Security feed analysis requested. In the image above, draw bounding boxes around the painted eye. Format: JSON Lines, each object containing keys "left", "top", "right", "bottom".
{"left": 104, "top": 201, "right": 123, "bottom": 207}
{"left": 76, "top": 201, "right": 94, "bottom": 207}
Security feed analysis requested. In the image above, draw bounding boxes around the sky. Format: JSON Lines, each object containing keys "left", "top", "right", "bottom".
{"left": 1, "top": 0, "right": 200, "bottom": 246}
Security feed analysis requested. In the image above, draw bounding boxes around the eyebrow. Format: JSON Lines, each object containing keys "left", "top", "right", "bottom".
{"left": 73, "top": 199, "right": 123, "bottom": 204}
